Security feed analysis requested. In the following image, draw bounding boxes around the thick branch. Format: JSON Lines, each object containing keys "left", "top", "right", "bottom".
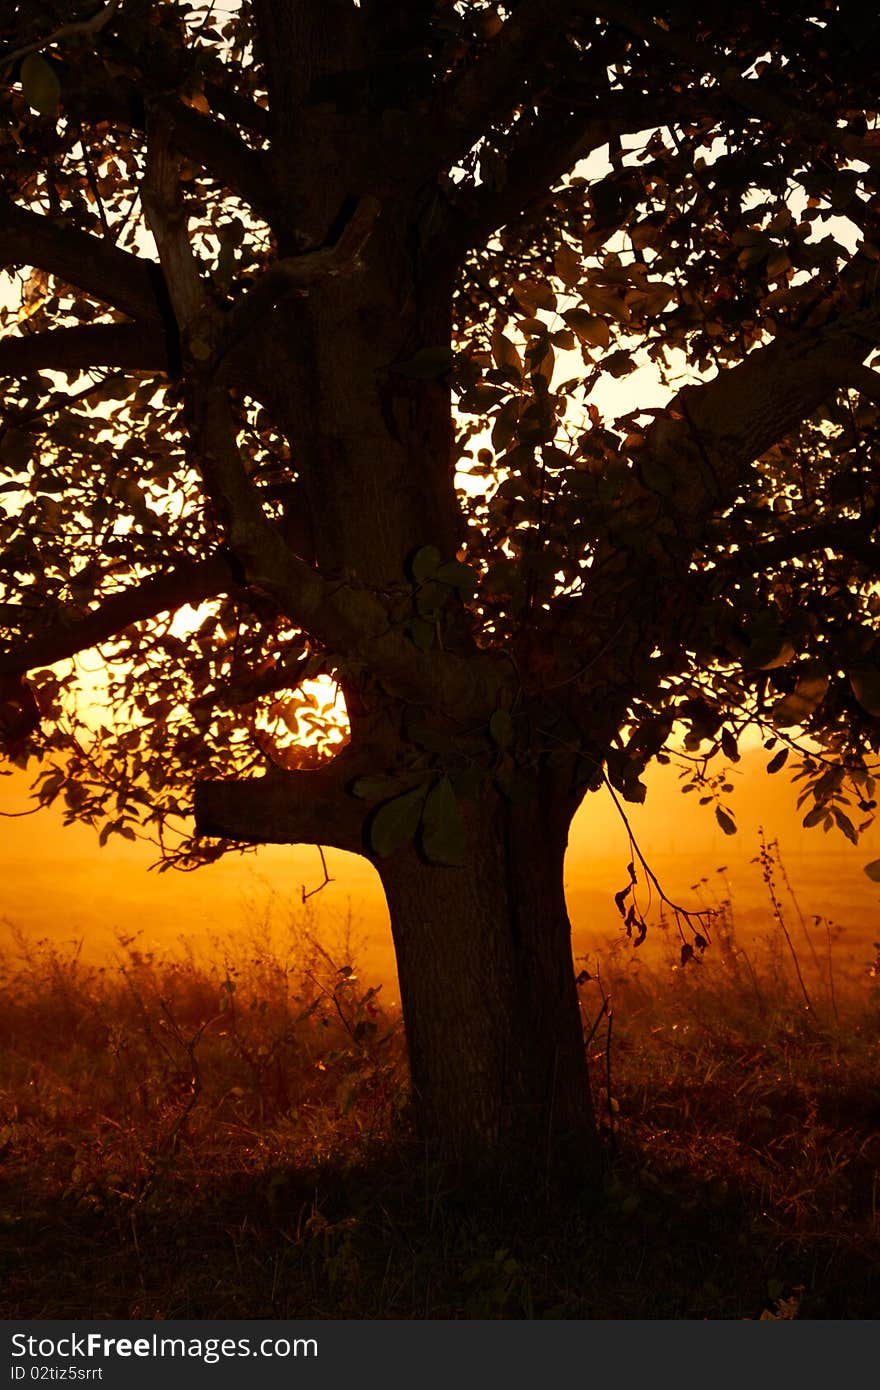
{"left": 562, "top": 293, "right": 880, "bottom": 727}
{"left": 192, "top": 386, "right": 504, "bottom": 720}
{"left": 0, "top": 195, "right": 161, "bottom": 323}
{"left": 651, "top": 298, "right": 880, "bottom": 531}
{"left": 1, "top": 0, "right": 121, "bottom": 67}
{"left": 425, "top": 0, "right": 584, "bottom": 171}
{"left": 194, "top": 759, "right": 367, "bottom": 855}
{"left": 192, "top": 652, "right": 311, "bottom": 716}
{"left": 455, "top": 89, "right": 669, "bottom": 245}
{"left": 249, "top": 0, "right": 363, "bottom": 131}
{"left": 141, "top": 112, "right": 210, "bottom": 336}
{"left": 217, "top": 195, "right": 380, "bottom": 364}
{"left": 735, "top": 519, "right": 880, "bottom": 572}
{"left": 0, "top": 552, "right": 235, "bottom": 677}
{"left": 203, "top": 80, "right": 271, "bottom": 140}
{"left": 61, "top": 70, "right": 277, "bottom": 224}
{"left": 0, "top": 322, "right": 166, "bottom": 376}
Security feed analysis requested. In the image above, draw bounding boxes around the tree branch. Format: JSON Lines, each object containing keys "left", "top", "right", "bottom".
{"left": 0, "top": 322, "right": 167, "bottom": 376}
{"left": 0, "top": 194, "right": 161, "bottom": 323}
{"left": 203, "top": 80, "right": 271, "bottom": 140}
{"left": 649, "top": 297, "right": 880, "bottom": 535}
{"left": 424, "top": 0, "right": 584, "bottom": 171}
{"left": 454, "top": 89, "right": 668, "bottom": 245}
{"left": 194, "top": 755, "right": 368, "bottom": 855}
{"left": 0, "top": 551, "right": 236, "bottom": 677}
{"left": 60, "top": 70, "right": 277, "bottom": 224}
{"left": 140, "top": 120, "right": 502, "bottom": 719}
{"left": 191, "top": 385, "right": 504, "bottom": 720}
{"left": 216, "top": 195, "right": 380, "bottom": 365}
{"left": 192, "top": 651, "right": 312, "bottom": 717}
{"left": 560, "top": 291, "right": 880, "bottom": 728}
{"left": 733, "top": 519, "right": 880, "bottom": 572}
{"left": 1, "top": 0, "right": 121, "bottom": 68}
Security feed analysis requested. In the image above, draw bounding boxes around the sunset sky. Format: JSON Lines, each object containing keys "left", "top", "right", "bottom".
{"left": 3, "top": 745, "right": 878, "bottom": 991}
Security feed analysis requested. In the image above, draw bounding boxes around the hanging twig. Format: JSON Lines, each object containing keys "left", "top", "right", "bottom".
{"left": 302, "top": 844, "right": 334, "bottom": 903}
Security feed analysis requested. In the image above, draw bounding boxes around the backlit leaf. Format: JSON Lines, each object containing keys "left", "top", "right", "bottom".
{"left": 434, "top": 560, "right": 478, "bottom": 596}
{"left": 771, "top": 671, "right": 829, "bottom": 728}
{"left": 553, "top": 243, "right": 581, "bottom": 287}
{"left": 562, "top": 309, "right": 610, "bottom": 348}
{"left": 369, "top": 785, "right": 428, "bottom": 857}
{"left": 21, "top": 54, "right": 61, "bottom": 117}
{"left": 849, "top": 669, "right": 880, "bottom": 718}
{"left": 410, "top": 545, "right": 441, "bottom": 583}
{"left": 420, "top": 776, "right": 466, "bottom": 866}
{"left": 715, "top": 807, "right": 737, "bottom": 836}
{"left": 490, "top": 331, "right": 523, "bottom": 378}
{"left": 489, "top": 709, "right": 513, "bottom": 748}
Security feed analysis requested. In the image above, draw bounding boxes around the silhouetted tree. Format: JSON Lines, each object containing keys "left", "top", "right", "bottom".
{"left": 1, "top": 1, "right": 879, "bottom": 1175}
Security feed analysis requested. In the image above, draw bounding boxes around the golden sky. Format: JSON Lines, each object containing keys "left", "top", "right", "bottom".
{"left": 2, "top": 750, "right": 878, "bottom": 993}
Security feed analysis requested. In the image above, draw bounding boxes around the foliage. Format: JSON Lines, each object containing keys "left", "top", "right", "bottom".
{"left": 0, "top": 2, "right": 878, "bottom": 872}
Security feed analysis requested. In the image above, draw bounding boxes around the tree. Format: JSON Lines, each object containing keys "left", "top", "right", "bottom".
{"left": 1, "top": 0, "right": 879, "bottom": 1176}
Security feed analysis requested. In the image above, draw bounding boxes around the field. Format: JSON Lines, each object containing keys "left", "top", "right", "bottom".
{"left": 2, "top": 844, "right": 879, "bottom": 1320}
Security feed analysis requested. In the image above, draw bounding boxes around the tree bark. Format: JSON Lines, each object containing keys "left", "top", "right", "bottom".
{"left": 376, "top": 778, "right": 599, "bottom": 1177}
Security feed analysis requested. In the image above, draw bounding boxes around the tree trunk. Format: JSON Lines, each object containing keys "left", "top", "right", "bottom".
{"left": 376, "top": 778, "right": 599, "bottom": 1178}
{"left": 237, "top": 189, "right": 601, "bottom": 1180}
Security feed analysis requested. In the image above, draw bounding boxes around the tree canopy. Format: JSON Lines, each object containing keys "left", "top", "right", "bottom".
{"left": 1, "top": 0, "right": 879, "bottom": 885}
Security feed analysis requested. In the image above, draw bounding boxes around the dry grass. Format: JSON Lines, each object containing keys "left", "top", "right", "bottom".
{"left": 1, "top": 857, "right": 879, "bottom": 1319}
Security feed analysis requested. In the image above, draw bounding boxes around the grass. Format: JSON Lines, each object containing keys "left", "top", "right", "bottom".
{"left": 1, "top": 854, "right": 879, "bottom": 1320}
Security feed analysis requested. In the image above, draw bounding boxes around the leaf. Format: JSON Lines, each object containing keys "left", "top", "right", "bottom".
{"left": 409, "top": 545, "right": 441, "bottom": 583}
{"left": 771, "top": 671, "right": 829, "bottom": 728}
{"left": 715, "top": 807, "right": 737, "bottom": 836}
{"left": 562, "top": 309, "right": 610, "bottom": 348}
{"left": 419, "top": 776, "right": 466, "bottom": 866}
{"left": 832, "top": 807, "right": 858, "bottom": 845}
{"left": 516, "top": 279, "right": 556, "bottom": 312}
{"left": 767, "top": 748, "right": 789, "bottom": 774}
{"left": 457, "top": 382, "right": 508, "bottom": 413}
{"left": 21, "top": 54, "right": 61, "bottom": 117}
{"left": 864, "top": 859, "right": 880, "bottom": 882}
{"left": 368, "top": 785, "right": 428, "bottom": 857}
{"left": 490, "top": 331, "right": 523, "bottom": 378}
{"left": 351, "top": 777, "right": 396, "bottom": 800}
{"left": 743, "top": 616, "right": 795, "bottom": 670}
{"left": 580, "top": 286, "right": 630, "bottom": 323}
{"left": 489, "top": 709, "right": 513, "bottom": 748}
{"left": 621, "top": 774, "right": 647, "bottom": 804}
{"left": 553, "top": 243, "right": 582, "bottom": 287}
{"left": 415, "top": 579, "right": 450, "bottom": 618}
{"left": 434, "top": 560, "right": 478, "bottom": 596}
{"left": 849, "top": 668, "right": 880, "bottom": 718}
{"left": 602, "top": 349, "right": 635, "bottom": 378}
{"left": 0, "top": 428, "right": 33, "bottom": 471}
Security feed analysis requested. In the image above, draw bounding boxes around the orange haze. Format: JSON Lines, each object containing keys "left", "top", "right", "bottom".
{"left": 1, "top": 754, "right": 878, "bottom": 994}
